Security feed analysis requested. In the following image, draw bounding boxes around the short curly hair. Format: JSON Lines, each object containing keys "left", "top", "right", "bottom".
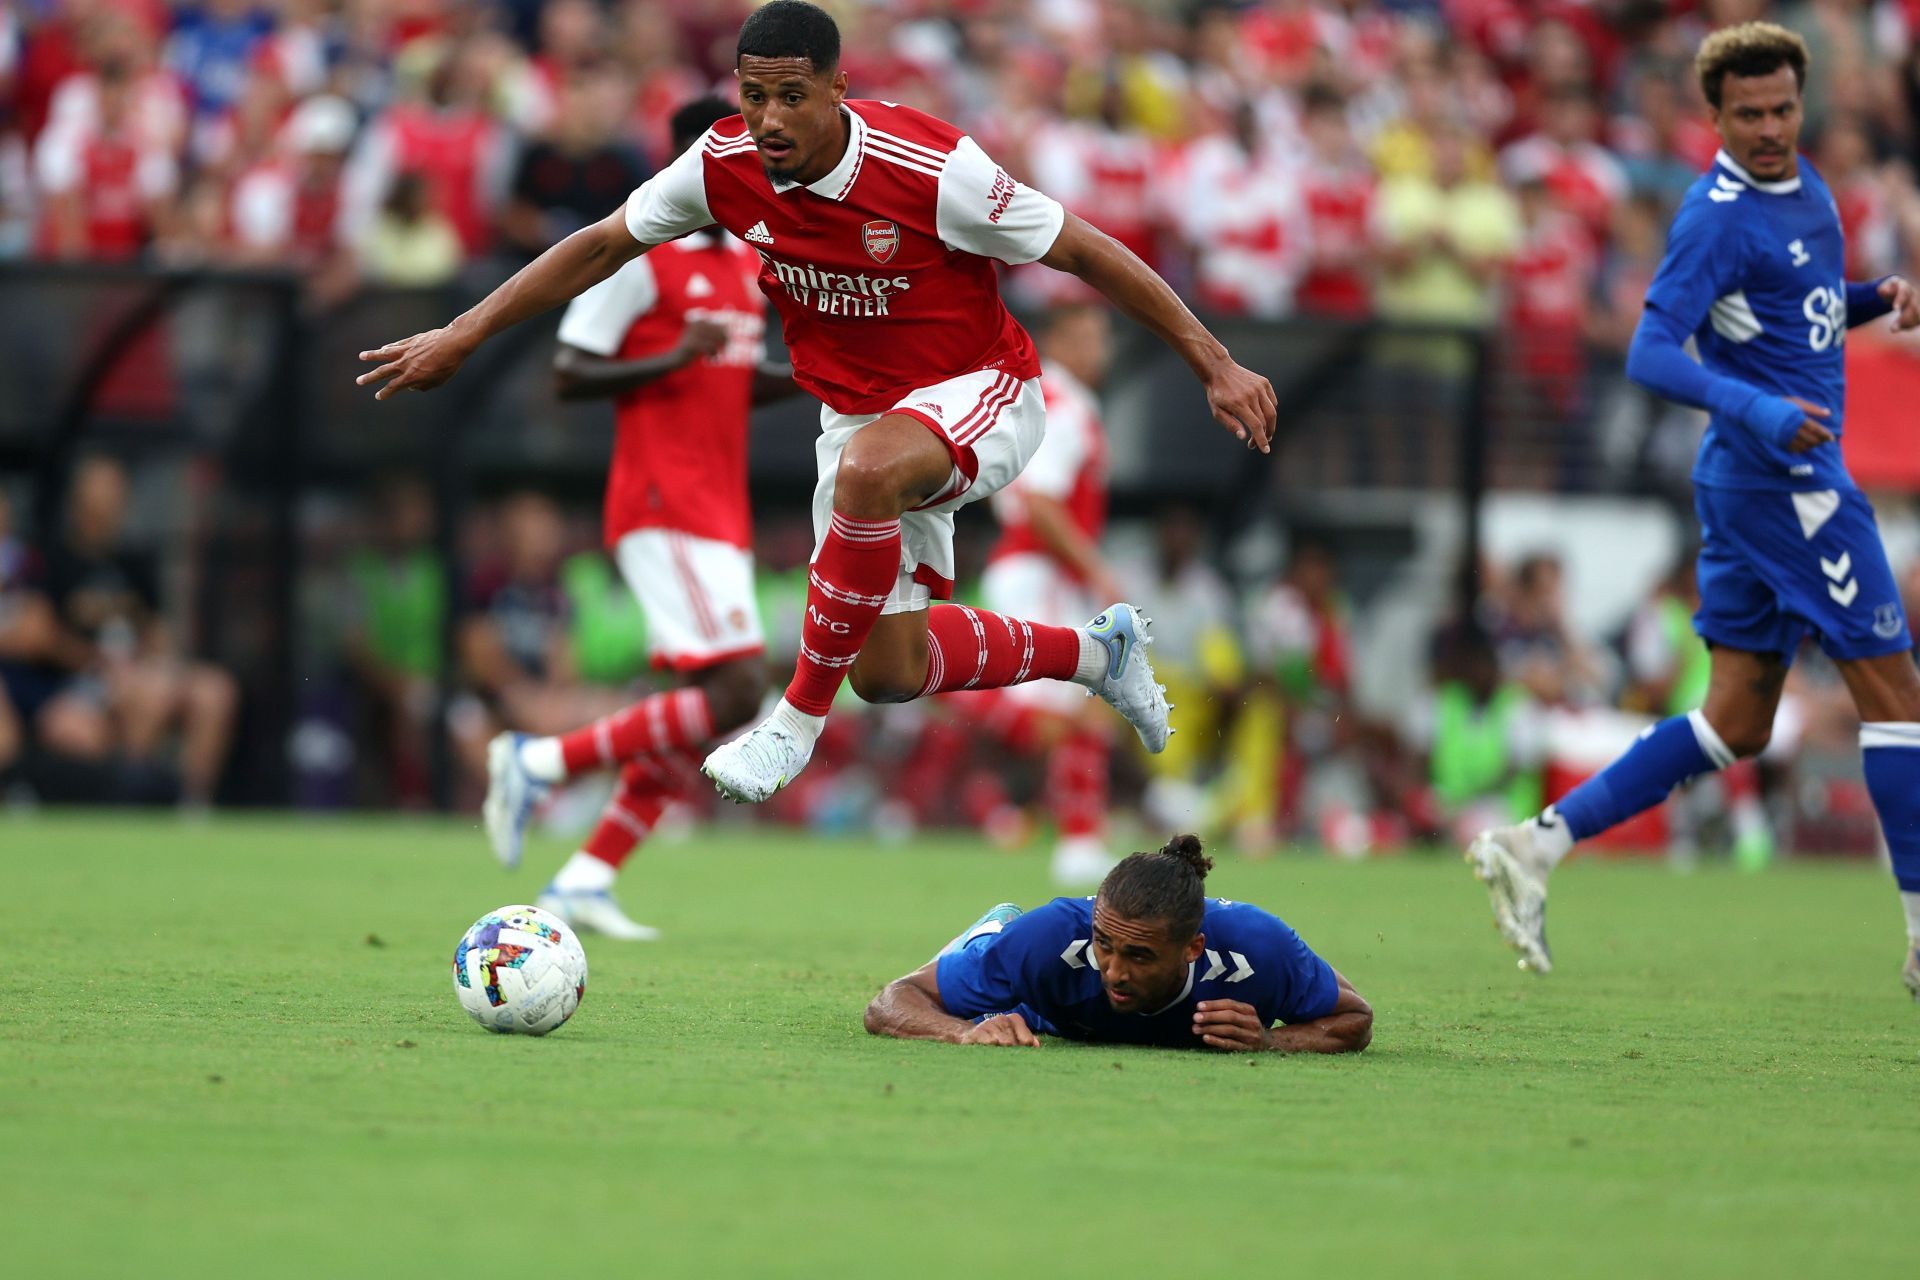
{"left": 1696, "top": 22, "right": 1810, "bottom": 109}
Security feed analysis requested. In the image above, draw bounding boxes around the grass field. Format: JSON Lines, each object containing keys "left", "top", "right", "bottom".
{"left": 5, "top": 813, "right": 1917, "bottom": 1277}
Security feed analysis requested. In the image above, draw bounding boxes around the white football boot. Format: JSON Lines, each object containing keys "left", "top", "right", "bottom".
{"left": 1466, "top": 824, "right": 1553, "bottom": 974}
{"left": 1903, "top": 944, "right": 1920, "bottom": 1002}
{"left": 537, "top": 885, "right": 660, "bottom": 942}
{"left": 701, "top": 710, "right": 815, "bottom": 804}
{"left": 483, "top": 732, "right": 548, "bottom": 870}
{"left": 1084, "top": 603, "right": 1173, "bottom": 753}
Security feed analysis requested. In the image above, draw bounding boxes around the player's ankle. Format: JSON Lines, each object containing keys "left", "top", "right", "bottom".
{"left": 771, "top": 697, "right": 828, "bottom": 744}
{"left": 520, "top": 736, "right": 566, "bottom": 783}
{"left": 552, "top": 850, "right": 617, "bottom": 893}
{"left": 1070, "top": 630, "right": 1107, "bottom": 687}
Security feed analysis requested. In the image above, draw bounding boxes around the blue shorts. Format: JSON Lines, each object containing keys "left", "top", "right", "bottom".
{"left": 1694, "top": 483, "right": 1910, "bottom": 663}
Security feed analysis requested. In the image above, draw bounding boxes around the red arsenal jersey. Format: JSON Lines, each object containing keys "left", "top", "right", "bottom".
{"left": 557, "top": 232, "right": 767, "bottom": 550}
{"left": 988, "top": 361, "right": 1108, "bottom": 577}
{"left": 622, "top": 100, "right": 1064, "bottom": 415}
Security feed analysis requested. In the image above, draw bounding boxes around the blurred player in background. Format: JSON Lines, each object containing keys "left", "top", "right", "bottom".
{"left": 982, "top": 303, "right": 1122, "bottom": 887}
{"left": 864, "top": 834, "right": 1372, "bottom": 1053}
{"left": 484, "top": 98, "right": 799, "bottom": 941}
{"left": 358, "top": 2, "right": 1276, "bottom": 815}
{"left": 1466, "top": 24, "right": 1920, "bottom": 996}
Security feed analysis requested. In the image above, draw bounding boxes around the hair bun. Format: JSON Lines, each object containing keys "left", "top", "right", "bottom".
{"left": 1160, "top": 833, "right": 1213, "bottom": 881}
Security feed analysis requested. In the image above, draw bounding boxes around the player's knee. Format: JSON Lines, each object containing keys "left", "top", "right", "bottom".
{"left": 1719, "top": 721, "right": 1771, "bottom": 760}
{"left": 834, "top": 440, "right": 915, "bottom": 516}
{"left": 847, "top": 663, "right": 919, "bottom": 705}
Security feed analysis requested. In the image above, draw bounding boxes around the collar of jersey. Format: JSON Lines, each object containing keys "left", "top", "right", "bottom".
{"left": 1141, "top": 961, "right": 1197, "bottom": 1017}
{"left": 1714, "top": 148, "right": 1802, "bottom": 195}
{"left": 768, "top": 107, "right": 866, "bottom": 201}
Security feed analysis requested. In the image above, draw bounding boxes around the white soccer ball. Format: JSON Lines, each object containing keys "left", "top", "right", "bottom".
{"left": 452, "top": 904, "right": 588, "bottom": 1035}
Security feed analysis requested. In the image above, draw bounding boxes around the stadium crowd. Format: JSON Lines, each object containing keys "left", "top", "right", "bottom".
{"left": 5, "top": 0, "right": 1920, "bottom": 864}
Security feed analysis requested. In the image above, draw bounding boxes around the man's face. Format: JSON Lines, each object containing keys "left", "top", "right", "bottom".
{"left": 1711, "top": 65, "right": 1802, "bottom": 181}
{"left": 736, "top": 55, "right": 848, "bottom": 184}
{"left": 1090, "top": 903, "right": 1205, "bottom": 1013}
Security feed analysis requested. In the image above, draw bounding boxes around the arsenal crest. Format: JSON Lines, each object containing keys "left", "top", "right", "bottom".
{"left": 861, "top": 219, "right": 900, "bottom": 264}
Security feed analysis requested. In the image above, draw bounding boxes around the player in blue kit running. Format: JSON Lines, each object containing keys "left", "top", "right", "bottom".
{"left": 1468, "top": 23, "right": 1920, "bottom": 998}
{"left": 864, "top": 835, "right": 1373, "bottom": 1051}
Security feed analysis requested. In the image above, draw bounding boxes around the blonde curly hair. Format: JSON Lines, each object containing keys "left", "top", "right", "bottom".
{"left": 1696, "top": 22, "right": 1810, "bottom": 109}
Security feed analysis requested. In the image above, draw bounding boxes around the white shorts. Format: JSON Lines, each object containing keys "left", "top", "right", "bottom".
{"left": 982, "top": 552, "right": 1094, "bottom": 714}
{"left": 613, "top": 528, "right": 765, "bottom": 671}
{"left": 813, "top": 368, "right": 1047, "bottom": 614}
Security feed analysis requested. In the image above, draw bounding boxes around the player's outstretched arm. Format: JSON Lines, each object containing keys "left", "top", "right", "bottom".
{"left": 1192, "top": 970, "right": 1373, "bottom": 1054}
{"left": 552, "top": 318, "right": 729, "bottom": 401}
{"left": 864, "top": 960, "right": 1042, "bottom": 1047}
{"left": 357, "top": 206, "right": 651, "bottom": 401}
{"left": 1038, "top": 212, "right": 1276, "bottom": 454}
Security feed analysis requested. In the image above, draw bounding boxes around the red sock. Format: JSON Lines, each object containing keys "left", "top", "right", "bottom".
{"left": 917, "top": 604, "right": 1083, "bottom": 696}
{"left": 580, "top": 753, "right": 688, "bottom": 869}
{"left": 1048, "top": 726, "right": 1109, "bottom": 838}
{"left": 558, "top": 686, "right": 714, "bottom": 776}
{"left": 784, "top": 512, "right": 901, "bottom": 716}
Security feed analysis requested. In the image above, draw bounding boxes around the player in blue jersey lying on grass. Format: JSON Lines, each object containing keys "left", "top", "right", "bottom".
{"left": 1466, "top": 22, "right": 1920, "bottom": 997}
{"left": 864, "top": 835, "right": 1372, "bottom": 1052}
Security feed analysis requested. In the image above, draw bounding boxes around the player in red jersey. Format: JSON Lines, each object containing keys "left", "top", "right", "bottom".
{"left": 357, "top": 1, "right": 1275, "bottom": 807}
{"left": 982, "top": 304, "right": 1127, "bottom": 886}
{"left": 481, "top": 99, "right": 799, "bottom": 938}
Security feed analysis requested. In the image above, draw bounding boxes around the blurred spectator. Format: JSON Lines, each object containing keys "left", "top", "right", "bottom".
{"left": 1028, "top": 74, "right": 1165, "bottom": 277}
{"left": 1491, "top": 552, "right": 1608, "bottom": 708}
{"left": 1499, "top": 82, "right": 1626, "bottom": 247}
{"left": 452, "top": 491, "right": 628, "bottom": 790}
{"left": 226, "top": 92, "right": 357, "bottom": 293}
{"left": 1296, "top": 83, "right": 1376, "bottom": 319}
{"left": 1498, "top": 174, "right": 1596, "bottom": 485}
{"left": 360, "top": 170, "right": 460, "bottom": 286}
{"left": 1612, "top": 70, "right": 1718, "bottom": 212}
{"left": 499, "top": 63, "right": 650, "bottom": 257}
{"left": 33, "top": 52, "right": 179, "bottom": 259}
{"left": 1175, "top": 96, "right": 1308, "bottom": 318}
{"left": 1373, "top": 121, "right": 1519, "bottom": 331}
{"left": 340, "top": 36, "right": 511, "bottom": 261}
{"left": 1410, "top": 622, "right": 1544, "bottom": 845}
{"left": 165, "top": 0, "right": 274, "bottom": 149}
{"left": 44, "top": 456, "right": 239, "bottom": 806}
{"left": 344, "top": 474, "right": 445, "bottom": 807}
{"left": 1818, "top": 114, "right": 1899, "bottom": 282}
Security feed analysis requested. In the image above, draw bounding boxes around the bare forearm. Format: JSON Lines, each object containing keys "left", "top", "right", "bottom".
{"left": 553, "top": 346, "right": 693, "bottom": 400}
{"left": 863, "top": 980, "right": 973, "bottom": 1043}
{"left": 1266, "top": 1010, "right": 1373, "bottom": 1054}
{"left": 1043, "top": 216, "right": 1228, "bottom": 379}
{"left": 453, "top": 216, "right": 645, "bottom": 350}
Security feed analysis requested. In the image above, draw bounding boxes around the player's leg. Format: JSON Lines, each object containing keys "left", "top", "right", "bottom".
{"left": 1832, "top": 650, "right": 1920, "bottom": 995}
{"left": 485, "top": 529, "right": 766, "bottom": 866}
{"left": 701, "top": 413, "right": 949, "bottom": 802}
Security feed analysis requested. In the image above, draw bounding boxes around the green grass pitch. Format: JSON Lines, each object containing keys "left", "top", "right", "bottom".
{"left": 5, "top": 813, "right": 1916, "bottom": 1276}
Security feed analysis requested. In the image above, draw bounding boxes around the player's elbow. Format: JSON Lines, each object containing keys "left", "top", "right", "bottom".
{"left": 863, "top": 986, "right": 898, "bottom": 1037}
{"left": 551, "top": 350, "right": 592, "bottom": 400}
{"left": 1342, "top": 1004, "right": 1374, "bottom": 1054}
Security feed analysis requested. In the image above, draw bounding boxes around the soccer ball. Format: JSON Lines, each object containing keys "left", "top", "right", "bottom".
{"left": 452, "top": 904, "right": 588, "bottom": 1035}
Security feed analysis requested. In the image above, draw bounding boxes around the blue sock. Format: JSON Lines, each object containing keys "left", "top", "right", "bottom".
{"left": 1553, "top": 711, "right": 1732, "bottom": 842}
{"left": 1862, "top": 724, "right": 1920, "bottom": 895}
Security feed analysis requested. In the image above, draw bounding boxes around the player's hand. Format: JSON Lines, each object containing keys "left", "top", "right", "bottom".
{"left": 1205, "top": 358, "right": 1276, "bottom": 454}
{"left": 1192, "top": 999, "right": 1275, "bottom": 1052}
{"left": 1782, "top": 396, "right": 1834, "bottom": 453}
{"left": 356, "top": 325, "right": 479, "bottom": 401}
{"left": 676, "top": 317, "right": 729, "bottom": 363}
{"left": 958, "top": 1012, "right": 1043, "bottom": 1047}
{"left": 1878, "top": 275, "right": 1920, "bottom": 333}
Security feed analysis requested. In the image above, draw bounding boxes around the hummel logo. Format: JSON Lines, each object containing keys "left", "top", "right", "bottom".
{"left": 744, "top": 221, "right": 775, "bottom": 245}
{"left": 1789, "top": 239, "right": 1810, "bottom": 267}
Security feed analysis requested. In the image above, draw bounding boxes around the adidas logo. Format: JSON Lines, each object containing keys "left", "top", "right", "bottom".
{"left": 744, "top": 221, "right": 775, "bottom": 245}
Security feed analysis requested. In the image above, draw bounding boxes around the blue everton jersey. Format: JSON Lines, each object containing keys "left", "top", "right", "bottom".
{"left": 934, "top": 897, "right": 1340, "bottom": 1048}
{"left": 1643, "top": 150, "right": 1853, "bottom": 491}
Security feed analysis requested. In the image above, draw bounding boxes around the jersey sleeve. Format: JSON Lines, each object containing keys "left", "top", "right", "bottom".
{"left": 936, "top": 135, "right": 1066, "bottom": 265}
{"left": 1241, "top": 907, "right": 1340, "bottom": 1024}
{"left": 623, "top": 134, "right": 714, "bottom": 245}
{"left": 934, "top": 902, "right": 1067, "bottom": 1018}
{"left": 556, "top": 256, "right": 659, "bottom": 356}
{"left": 1641, "top": 194, "right": 1747, "bottom": 335}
